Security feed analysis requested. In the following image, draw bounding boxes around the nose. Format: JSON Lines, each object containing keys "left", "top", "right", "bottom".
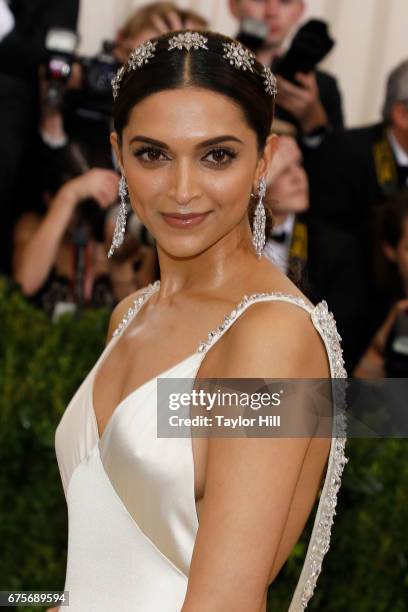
{"left": 168, "top": 158, "right": 202, "bottom": 207}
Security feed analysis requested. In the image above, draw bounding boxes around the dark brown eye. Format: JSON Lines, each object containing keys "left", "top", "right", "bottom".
{"left": 205, "top": 148, "right": 237, "bottom": 166}
{"left": 133, "top": 147, "right": 166, "bottom": 163}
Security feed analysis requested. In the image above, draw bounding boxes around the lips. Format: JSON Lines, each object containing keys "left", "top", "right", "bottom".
{"left": 161, "top": 211, "right": 212, "bottom": 228}
{"left": 162, "top": 212, "right": 209, "bottom": 219}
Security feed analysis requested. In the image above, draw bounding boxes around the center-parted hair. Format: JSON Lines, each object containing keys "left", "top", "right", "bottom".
{"left": 113, "top": 30, "right": 275, "bottom": 152}
{"left": 112, "top": 30, "right": 276, "bottom": 235}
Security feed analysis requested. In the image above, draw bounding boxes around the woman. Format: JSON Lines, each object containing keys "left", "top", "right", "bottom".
{"left": 53, "top": 30, "right": 348, "bottom": 611}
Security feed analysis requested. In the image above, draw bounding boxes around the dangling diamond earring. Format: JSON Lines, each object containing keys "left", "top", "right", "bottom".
{"left": 251, "top": 176, "right": 267, "bottom": 259}
{"left": 108, "top": 174, "right": 129, "bottom": 259}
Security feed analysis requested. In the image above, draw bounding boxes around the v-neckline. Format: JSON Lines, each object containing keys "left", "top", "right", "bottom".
{"left": 88, "top": 282, "right": 194, "bottom": 444}
{"left": 90, "top": 347, "right": 202, "bottom": 444}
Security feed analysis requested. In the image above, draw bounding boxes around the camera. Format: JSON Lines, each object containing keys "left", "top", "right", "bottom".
{"left": 273, "top": 20, "right": 335, "bottom": 85}
{"left": 44, "top": 28, "right": 79, "bottom": 109}
{"left": 44, "top": 28, "right": 121, "bottom": 118}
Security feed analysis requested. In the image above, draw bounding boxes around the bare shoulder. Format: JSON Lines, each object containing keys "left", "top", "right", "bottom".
{"left": 218, "top": 297, "right": 329, "bottom": 379}
{"left": 106, "top": 285, "right": 153, "bottom": 343}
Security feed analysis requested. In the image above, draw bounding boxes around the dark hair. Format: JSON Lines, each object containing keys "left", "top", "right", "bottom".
{"left": 113, "top": 29, "right": 276, "bottom": 236}
{"left": 373, "top": 188, "right": 408, "bottom": 297}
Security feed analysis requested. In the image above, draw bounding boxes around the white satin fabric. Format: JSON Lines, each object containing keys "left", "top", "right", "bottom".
{"left": 55, "top": 282, "right": 348, "bottom": 611}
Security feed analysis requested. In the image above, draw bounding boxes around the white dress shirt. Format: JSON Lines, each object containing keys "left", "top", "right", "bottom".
{"left": 0, "top": 0, "right": 14, "bottom": 43}
{"left": 263, "top": 213, "right": 296, "bottom": 274}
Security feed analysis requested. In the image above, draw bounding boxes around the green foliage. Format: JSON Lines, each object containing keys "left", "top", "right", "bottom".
{"left": 0, "top": 277, "right": 109, "bottom": 611}
{"left": 0, "top": 277, "right": 406, "bottom": 611}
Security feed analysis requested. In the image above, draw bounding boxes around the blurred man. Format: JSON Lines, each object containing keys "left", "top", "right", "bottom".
{"left": 229, "top": 0, "right": 344, "bottom": 137}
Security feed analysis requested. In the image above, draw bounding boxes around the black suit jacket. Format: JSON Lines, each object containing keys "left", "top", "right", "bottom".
{"left": 302, "top": 122, "right": 405, "bottom": 370}
{"left": 0, "top": 0, "right": 79, "bottom": 77}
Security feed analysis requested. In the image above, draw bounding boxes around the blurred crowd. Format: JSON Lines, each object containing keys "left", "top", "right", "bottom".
{"left": 1, "top": 0, "right": 408, "bottom": 378}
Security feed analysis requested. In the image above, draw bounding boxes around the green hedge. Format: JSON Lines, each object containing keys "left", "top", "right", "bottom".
{"left": 0, "top": 277, "right": 406, "bottom": 611}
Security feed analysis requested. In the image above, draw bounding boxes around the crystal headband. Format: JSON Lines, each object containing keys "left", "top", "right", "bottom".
{"left": 111, "top": 32, "right": 278, "bottom": 101}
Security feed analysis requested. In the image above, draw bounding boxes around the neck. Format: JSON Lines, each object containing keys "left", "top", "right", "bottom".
{"left": 272, "top": 212, "right": 289, "bottom": 228}
{"left": 153, "top": 218, "right": 265, "bottom": 300}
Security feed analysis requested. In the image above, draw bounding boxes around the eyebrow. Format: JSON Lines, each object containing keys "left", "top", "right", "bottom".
{"left": 129, "top": 135, "right": 244, "bottom": 148}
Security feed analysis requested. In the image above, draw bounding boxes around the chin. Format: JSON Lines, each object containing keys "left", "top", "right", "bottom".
{"left": 157, "top": 237, "right": 213, "bottom": 260}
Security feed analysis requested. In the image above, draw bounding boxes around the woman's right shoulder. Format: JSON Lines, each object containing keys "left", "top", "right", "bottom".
{"left": 105, "top": 285, "right": 153, "bottom": 342}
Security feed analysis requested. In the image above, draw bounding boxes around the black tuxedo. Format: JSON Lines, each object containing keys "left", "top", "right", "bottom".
{"left": 302, "top": 122, "right": 407, "bottom": 370}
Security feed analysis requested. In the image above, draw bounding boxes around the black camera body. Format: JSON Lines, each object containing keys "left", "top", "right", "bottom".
{"left": 236, "top": 18, "right": 335, "bottom": 86}
{"left": 44, "top": 28, "right": 120, "bottom": 117}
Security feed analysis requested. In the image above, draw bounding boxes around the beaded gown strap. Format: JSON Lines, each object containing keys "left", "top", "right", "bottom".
{"left": 112, "top": 281, "right": 161, "bottom": 338}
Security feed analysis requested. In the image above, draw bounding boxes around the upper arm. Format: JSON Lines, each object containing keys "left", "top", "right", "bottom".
{"left": 12, "top": 213, "right": 41, "bottom": 273}
{"left": 182, "top": 302, "right": 330, "bottom": 612}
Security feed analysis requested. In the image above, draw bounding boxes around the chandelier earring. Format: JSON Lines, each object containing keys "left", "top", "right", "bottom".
{"left": 251, "top": 176, "right": 267, "bottom": 259}
{"left": 108, "top": 174, "right": 129, "bottom": 259}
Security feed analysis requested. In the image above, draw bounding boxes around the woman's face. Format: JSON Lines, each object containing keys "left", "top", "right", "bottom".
{"left": 112, "top": 87, "right": 276, "bottom": 259}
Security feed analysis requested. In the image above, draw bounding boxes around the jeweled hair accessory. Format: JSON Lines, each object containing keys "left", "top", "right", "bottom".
{"left": 111, "top": 33, "right": 278, "bottom": 100}
{"left": 111, "top": 40, "right": 158, "bottom": 100}
{"left": 263, "top": 66, "right": 278, "bottom": 97}
{"left": 168, "top": 31, "right": 208, "bottom": 51}
{"left": 222, "top": 41, "right": 256, "bottom": 73}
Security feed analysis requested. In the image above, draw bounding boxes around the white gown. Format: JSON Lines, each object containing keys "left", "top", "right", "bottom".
{"left": 55, "top": 280, "right": 349, "bottom": 611}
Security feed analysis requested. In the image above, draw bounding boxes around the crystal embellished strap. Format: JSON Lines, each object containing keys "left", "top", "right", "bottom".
{"left": 197, "top": 291, "right": 314, "bottom": 354}
{"left": 112, "top": 281, "right": 160, "bottom": 338}
{"left": 287, "top": 301, "right": 349, "bottom": 611}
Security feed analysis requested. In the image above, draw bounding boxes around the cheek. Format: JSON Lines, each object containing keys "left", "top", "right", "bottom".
{"left": 281, "top": 6, "right": 301, "bottom": 29}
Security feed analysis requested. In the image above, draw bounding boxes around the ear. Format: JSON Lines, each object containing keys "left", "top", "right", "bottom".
{"left": 254, "top": 134, "right": 279, "bottom": 187}
{"left": 382, "top": 241, "right": 397, "bottom": 263}
{"left": 110, "top": 131, "right": 124, "bottom": 173}
{"left": 298, "top": 1, "right": 306, "bottom": 20}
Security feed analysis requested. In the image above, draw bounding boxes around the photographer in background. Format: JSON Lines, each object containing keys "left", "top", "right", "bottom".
{"left": 12, "top": 169, "right": 118, "bottom": 318}
{"left": 0, "top": 0, "right": 79, "bottom": 275}
{"left": 38, "top": 1, "right": 208, "bottom": 191}
{"left": 228, "top": 0, "right": 344, "bottom": 138}
{"left": 354, "top": 191, "right": 408, "bottom": 378}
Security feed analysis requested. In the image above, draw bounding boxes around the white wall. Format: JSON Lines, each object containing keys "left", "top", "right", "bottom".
{"left": 77, "top": 0, "right": 408, "bottom": 127}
